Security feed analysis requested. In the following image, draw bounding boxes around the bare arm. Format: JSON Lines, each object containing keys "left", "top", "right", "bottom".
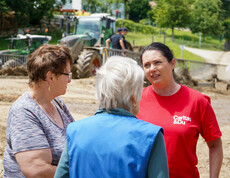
{"left": 119, "top": 38, "right": 126, "bottom": 50}
{"left": 15, "top": 148, "right": 56, "bottom": 178}
{"left": 105, "top": 39, "right": 111, "bottom": 48}
{"left": 207, "top": 138, "right": 223, "bottom": 178}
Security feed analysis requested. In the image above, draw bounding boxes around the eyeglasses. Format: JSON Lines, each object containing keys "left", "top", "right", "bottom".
{"left": 60, "top": 72, "right": 72, "bottom": 80}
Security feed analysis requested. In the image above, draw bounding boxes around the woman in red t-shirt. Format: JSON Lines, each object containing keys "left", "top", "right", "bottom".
{"left": 137, "top": 42, "right": 223, "bottom": 178}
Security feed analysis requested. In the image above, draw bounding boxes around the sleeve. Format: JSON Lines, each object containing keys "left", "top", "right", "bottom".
{"left": 54, "top": 143, "right": 69, "bottom": 178}
{"left": 147, "top": 131, "right": 169, "bottom": 178}
{"left": 62, "top": 103, "right": 75, "bottom": 122}
{"left": 9, "top": 106, "right": 50, "bottom": 155}
{"left": 200, "top": 100, "right": 222, "bottom": 142}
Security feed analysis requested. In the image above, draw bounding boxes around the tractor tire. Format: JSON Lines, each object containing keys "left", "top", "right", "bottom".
{"left": 76, "top": 51, "right": 102, "bottom": 78}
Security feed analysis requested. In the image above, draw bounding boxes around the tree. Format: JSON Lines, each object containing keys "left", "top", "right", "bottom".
{"left": 82, "top": 0, "right": 101, "bottom": 12}
{"left": 221, "top": 0, "right": 230, "bottom": 50}
{"left": 129, "top": 0, "right": 151, "bottom": 22}
{"left": 82, "top": 0, "right": 122, "bottom": 13}
{"left": 5, "top": 0, "right": 68, "bottom": 28}
{"left": 221, "top": 0, "right": 230, "bottom": 18}
{"left": 190, "top": 0, "right": 224, "bottom": 42}
{"left": 0, "top": 0, "right": 8, "bottom": 32}
{"left": 123, "top": 0, "right": 130, "bottom": 19}
{"left": 153, "top": 0, "right": 192, "bottom": 42}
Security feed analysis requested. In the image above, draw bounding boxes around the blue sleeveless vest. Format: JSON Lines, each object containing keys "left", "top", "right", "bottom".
{"left": 66, "top": 109, "right": 162, "bottom": 178}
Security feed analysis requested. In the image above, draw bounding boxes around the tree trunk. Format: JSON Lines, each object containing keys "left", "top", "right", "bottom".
{"left": 224, "top": 39, "right": 230, "bottom": 51}
{"left": 203, "top": 33, "right": 206, "bottom": 42}
{"left": 124, "top": 0, "right": 129, "bottom": 19}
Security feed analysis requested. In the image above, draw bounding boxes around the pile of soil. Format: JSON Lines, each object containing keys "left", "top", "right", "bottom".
{"left": 0, "top": 66, "right": 27, "bottom": 76}
{"left": 0, "top": 77, "right": 229, "bottom": 177}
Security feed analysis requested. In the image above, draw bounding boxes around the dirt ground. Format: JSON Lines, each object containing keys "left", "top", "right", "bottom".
{"left": 0, "top": 77, "right": 230, "bottom": 177}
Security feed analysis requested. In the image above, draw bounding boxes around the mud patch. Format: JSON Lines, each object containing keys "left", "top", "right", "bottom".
{"left": 0, "top": 94, "right": 20, "bottom": 102}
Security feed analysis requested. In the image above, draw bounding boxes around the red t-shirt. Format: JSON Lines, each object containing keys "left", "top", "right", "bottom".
{"left": 137, "top": 85, "right": 222, "bottom": 178}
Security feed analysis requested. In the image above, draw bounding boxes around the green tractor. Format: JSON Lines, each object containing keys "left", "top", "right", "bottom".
{"left": 0, "top": 34, "right": 51, "bottom": 68}
{"left": 59, "top": 13, "right": 116, "bottom": 78}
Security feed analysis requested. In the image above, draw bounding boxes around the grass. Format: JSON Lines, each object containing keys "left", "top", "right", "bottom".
{"left": 0, "top": 27, "right": 224, "bottom": 62}
{"left": 126, "top": 32, "right": 205, "bottom": 61}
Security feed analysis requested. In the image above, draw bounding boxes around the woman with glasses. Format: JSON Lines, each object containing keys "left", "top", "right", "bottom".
{"left": 3, "top": 44, "right": 75, "bottom": 178}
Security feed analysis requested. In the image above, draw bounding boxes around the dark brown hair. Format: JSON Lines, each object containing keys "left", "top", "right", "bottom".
{"left": 140, "top": 42, "right": 174, "bottom": 64}
{"left": 27, "top": 44, "right": 73, "bottom": 86}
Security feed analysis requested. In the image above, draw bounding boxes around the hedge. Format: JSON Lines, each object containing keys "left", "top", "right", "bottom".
{"left": 116, "top": 19, "right": 157, "bottom": 34}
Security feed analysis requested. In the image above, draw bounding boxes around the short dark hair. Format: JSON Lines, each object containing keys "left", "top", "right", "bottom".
{"left": 140, "top": 42, "right": 174, "bottom": 64}
{"left": 27, "top": 44, "right": 73, "bottom": 86}
{"left": 117, "top": 28, "right": 122, "bottom": 32}
{"left": 123, "top": 27, "right": 128, "bottom": 31}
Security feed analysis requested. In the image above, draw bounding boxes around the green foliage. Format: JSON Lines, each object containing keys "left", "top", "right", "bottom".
{"left": 116, "top": 19, "right": 223, "bottom": 50}
{"left": 0, "top": 37, "right": 10, "bottom": 50}
{"left": 190, "top": 0, "right": 224, "bottom": 41}
{"left": 0, "top": 0, "right": 8, "bottom": 13}
{"left": 82, "top": 0, "right": 122, "bottom": 13}
{"left": 223, "top": 19, "right": 230, "bottom": 40}
{"left": 154, "top": 0, "right": 192, "bottom": 29}
{"left": 117, "top": 19, "right": 157, "bottom": 34}
{"left": 82, "top": 0, "right": 102, "bottom": 12}
{"left": 5, "top": 0, "right": 68, "bottom": 27}
{"left": 221, "top": 0, "right": 230, "bottom": 17}
{"left": 129, "top": 0, "right": 151, "bottom": 22}
{"left": 126, "top": 32, "right": 205, "bottom": 61}
{"left": 36, "top": 29, "right": 62, "bottom": 45}
{"left": 153, "top": 0, "right": 192, "bottom": 41}
{"left": 0, "top": 0, "right": 9, "bottom": 32}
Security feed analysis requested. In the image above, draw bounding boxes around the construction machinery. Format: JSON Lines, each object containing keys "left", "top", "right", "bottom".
{"left": 59, "top": 13, "right": 117, "bottom": 78}
{"left": 0, "top": 34, "right": 51, "bottom": 68}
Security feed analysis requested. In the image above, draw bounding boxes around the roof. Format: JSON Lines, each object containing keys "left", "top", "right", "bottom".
{"left": 13, "top": 34, "right": 52, "bottom": 41}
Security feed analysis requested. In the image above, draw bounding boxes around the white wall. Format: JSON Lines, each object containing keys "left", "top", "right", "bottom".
{"left": 72, "top": 0, "right": 82, "bottom": 10}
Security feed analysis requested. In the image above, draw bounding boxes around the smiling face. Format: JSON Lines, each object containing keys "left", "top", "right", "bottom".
{"left": 142, "top": 50, "right": 175, "bottom": 88}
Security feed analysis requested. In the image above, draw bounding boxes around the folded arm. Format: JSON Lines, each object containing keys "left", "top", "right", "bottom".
{"left": 15, "top": 148, "right": 56, "bottom": 178}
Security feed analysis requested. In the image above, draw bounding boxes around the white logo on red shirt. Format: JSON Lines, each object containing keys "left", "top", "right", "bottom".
{"left": 173, "top": 115, "right": 191, "bottom": 125}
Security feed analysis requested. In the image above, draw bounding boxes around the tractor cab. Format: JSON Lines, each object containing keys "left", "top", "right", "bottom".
{"left": 60, "top": 13, "right": 116, "bottom": 49}
{"left": 74, "top": 13, "right": 116, "bottom": 47}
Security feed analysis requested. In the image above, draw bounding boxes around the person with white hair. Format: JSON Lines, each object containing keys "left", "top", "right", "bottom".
{"left": 54, "top": 56, "right": 169, "bottom": 178}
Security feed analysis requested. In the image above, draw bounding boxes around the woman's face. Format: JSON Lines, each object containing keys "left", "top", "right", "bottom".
{"left": 53, "top": 61, "right": 71, "bottom": 96}
{"left": 142, "top": 50, "right": 175, "bottom": 87}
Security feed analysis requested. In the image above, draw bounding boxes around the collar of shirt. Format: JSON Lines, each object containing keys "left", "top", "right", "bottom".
{"left": 95, "top": 108, "right": 136, "bottom": 118}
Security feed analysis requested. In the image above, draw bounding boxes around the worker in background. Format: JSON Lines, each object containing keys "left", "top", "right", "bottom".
{"left": 122, "top": 27, "right": 129, "bottom": 49}
{"left": 106, "top": 28, "right": 126, "bottom": 51}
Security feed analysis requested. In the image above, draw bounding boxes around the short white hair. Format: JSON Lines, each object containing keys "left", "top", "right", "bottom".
{"left": 95, "top": 56, "right": 144, "bottom": 112}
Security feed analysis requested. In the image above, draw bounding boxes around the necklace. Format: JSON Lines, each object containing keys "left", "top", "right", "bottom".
{"left": 33, "top": 97, "right": 58, "bottom": 123}
{"left": 43, "top": 104, "right": 58, "bottom": 123}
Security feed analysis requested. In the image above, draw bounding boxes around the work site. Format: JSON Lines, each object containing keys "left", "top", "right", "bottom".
{"left": 1, "top": 0, "right": 230, "bottom": 177}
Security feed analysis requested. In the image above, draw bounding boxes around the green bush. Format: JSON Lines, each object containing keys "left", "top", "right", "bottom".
{"left": 0, "top": 37, "right": 10, "bottom": 50}
{"left": 36, "top": 29, "right": 62, "bottom": 45}
{"left": 117, "top": 19, "right": 156, "bottom": 34}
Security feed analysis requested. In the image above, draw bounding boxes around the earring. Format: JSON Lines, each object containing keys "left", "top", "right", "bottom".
{"left": 48, "top": 86, "right": 51, "bottom": 91}
{"left": 133, "top": 102, "right": 137, "bottom": 107}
